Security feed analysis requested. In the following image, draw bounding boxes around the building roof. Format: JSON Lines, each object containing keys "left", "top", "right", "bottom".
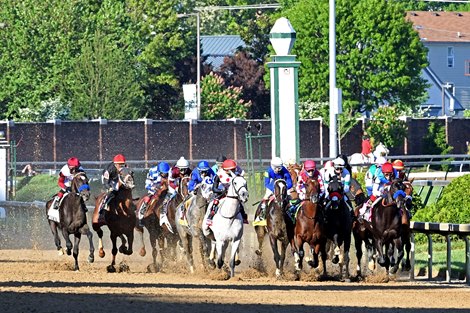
{"left": 201, "top": 35, "right": 246, "bottom": 68}
{"left": 407, "top": 11, "right": 470, "bottom": 43}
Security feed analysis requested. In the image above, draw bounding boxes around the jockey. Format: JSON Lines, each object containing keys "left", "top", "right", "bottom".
{"left": 188, "top": 160, "right": 217, "bottom": 194}
{"left": 361, "top": 133, "right": 372, "bottom": 156}
{"left": 206, "top": 159, "right": 248, "bottom": 226}
{"left": 392, "top": 159, "right": 413, "bottom": 213}
{"left": 100, "top": 154, "right": 127, "bottom": 214}
{"left": 296, "top": 160, "right": 325, "bottom": 200}
{"left": 138, "top": 161, "right": 171, "bottom": 226}
{"left": 319, "top": 160, "right": 334, "bottom": 179}
{"left": 167, "top": 156, "right": 192, "bottom": 203}
{"left": 365, "top": 156, "right": 387, "bottom": 196}
{"left": 211, "top": 154, "right": 227, "bottom": 173}
{"left": 323, "top": 157, "right": 353, "bottom": 214}
{"left": 253, "top": 157, "right": 293, "bottom": 226}
{"left": 392, "top": 159, "right": 406, "bottom": 180}
{"left": 52, "top": 157, "right": 84, "bottom": 210}
{"left": 358, "top": 162, "right": 395, "bottom": 222}
{"left": 336, "top": 154, "right": 352, "bottom": 178}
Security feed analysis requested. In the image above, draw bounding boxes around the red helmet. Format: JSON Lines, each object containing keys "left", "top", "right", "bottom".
{"left": 113, "top": 154, "right": 126, "bottom": 164}
{"left": 67, "top": 157, "right": 80, "bottom": 168}
{"left": 393, "top": 159, "right": 405, "bottom": 170}
{"left": 304, "top": 160, "right": 316, "bottom": 171}
{"left": 222, "top": 159, "right": 237, "bottom": 170}
{"left": 382, "top": 162, "right": 394, "bottom": 174}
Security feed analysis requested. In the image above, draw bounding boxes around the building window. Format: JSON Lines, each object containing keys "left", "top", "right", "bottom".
{"left": 447, "top": 47, "right": 454, "bottom": 68}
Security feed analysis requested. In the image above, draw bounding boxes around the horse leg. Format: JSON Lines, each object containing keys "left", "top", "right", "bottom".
{"left": 60, "top": 227, "right": 73, "bottom": 256}
{"left": 331, "top": 234, "right": 340, "bottom": 264}
{"left": 254, "top": 225, "right": 266, "bottom": 256}
{"left": 82, "top": 225, "right": 95, "bottom": 263}
{"left": 72, "top": 233, "right": 82, "bottom": 271}
{"left": 180, "top": 233, "right": 194, "bottom": 273}
{"left": 136, "top": 227, "right": 146, "bottom": 257}
{"left": 375, "top": 238, "right": 386, "bottom": 267}
{"left": 118, "top": 234, "right": 127, "bottom": 254}
{"left": 107, "top": 233, "right": 118, "bottom": 273}
{"left": 320, "top": 240, "right": 328, "bottom": 277}
{"left": 269, "top": 235, "right": 282, "bottom": 278}
{"left": 342, "top": 233, "right": 352, "bottom": 281}
{"left": 93, "top": 223, "right": 105, "bottom": 258}
{"left": 390, "top": 238, "right": 404, "bottom": 275}
{"left": 208, "top": 240, "right": 217, "bottom": 269}
{"left": 353, "top": 232, "right": 363, "bottom": 277}
{"left": 279, "top": 239, "right": 288, "bottom": 277}
{"left": 229, "top": 239, "right": 241, "bottom": 278}
{"left": 148, "top": 224, "right": 159, "bottom": 272}
{"left": 125, "top": 229, "right": 134, "bottom": 256}
{"left": 216, "top": 240, "right": 228, "bottom": 270}
{"left": 49, "top": 221, "right": 64, "bottom": 255}
{"left": 293, "top": 236, "right": 304, "bottom": 273}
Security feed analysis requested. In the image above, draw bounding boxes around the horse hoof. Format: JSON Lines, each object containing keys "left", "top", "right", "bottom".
{"left": 119, "top": 246, "right": 126, "bottom": 254}
{"left": 139, "top": 247, "right": 146, "bottom": 257}
{"left": 99, "top": 249, "right": 105, "bottom": 258}
{"left": 125, "top": 249, "right": 133, "bottom": 256}
{"left": 307, "top": 260, "right": 319, "bottom": 268}
{"left": 332, "top": 256, "right": 339, "bottom": 264}
{"left": 66, "top": 249, "right": 72, "bottom": 256}
{"left": 235, "top": 260, "right": 241, "bottom": 266}
{"left": 147, "top": 264, "right": 158, "bottom": 273}
{"left": 88, "top": 255, "right": 95, "bottom": 263}
{"left": 106, "top": 265, "right": 116, "bottom": 273}
{"left": 58, "top": 248, "right": 65, "bottom": 256}
{"left": 255, "top": 250, "right": 262, "bottom": 256}
{"left": 208, "top": 260, "right": 216, "bottom": 269}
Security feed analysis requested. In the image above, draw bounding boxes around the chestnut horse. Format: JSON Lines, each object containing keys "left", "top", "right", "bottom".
{"left": 45, "top": 172, "right": 94, "bottom": 271}
{"left": 134, "top": 179, "right": 168, "bottom": 272}
{"left": 92, "top": 167, "right": 136, "bottom": 272}
{"left": 293, "top": 178, "right": 327, "bottom": 277}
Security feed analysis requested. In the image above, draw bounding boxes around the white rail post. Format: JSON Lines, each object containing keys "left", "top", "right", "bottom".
{"left": 0, "top": 132, "right": 9, "bottom": 201}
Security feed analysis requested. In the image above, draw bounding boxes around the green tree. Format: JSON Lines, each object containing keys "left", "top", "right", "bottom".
{"left": 201, "top": 72, "right": 251, "bottom": 119}
{"left": 366, "top": 106, "right": 407, "bottom": 148}
{"left": 68, "top": 31, "right": 143, "bottom": 120}
{"left": 282, "top": 0, "right": 428, "bottom": 119}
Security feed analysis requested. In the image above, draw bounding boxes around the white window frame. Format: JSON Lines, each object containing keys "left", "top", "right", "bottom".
{"left": 447, "top": 47, "right": 454, "bottom": 68}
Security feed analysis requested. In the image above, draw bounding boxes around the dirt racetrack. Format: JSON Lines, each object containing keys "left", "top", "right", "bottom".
{"left": 1, "top": 246, "right": 470, "bottom": 313}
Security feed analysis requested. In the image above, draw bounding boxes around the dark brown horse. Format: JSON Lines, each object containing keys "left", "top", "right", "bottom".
{"left": 134, "top": 178, "right": 169, "bottom": 272}
{"left": 347, "top": 178, "right": 376, "bottom": 277}
{"left": 323, "top": 175, "right": 353, "bottom": 281}
{"left": 156, "top": 176, "right": 190, "bottom": 264}
{"left": 368, "top": 179, "right": 408, "bottom": 275}
{"left": 262, "top": 179, "right": 292, "bottom": 278}
{"left": 45, "top": 172, "right": 94, "bottom": 271}
{"left": 293, "top": 178, "right": 327, "bottom": 276}
{"left": 92, "top": 167, "right": 136, "bottom": 272}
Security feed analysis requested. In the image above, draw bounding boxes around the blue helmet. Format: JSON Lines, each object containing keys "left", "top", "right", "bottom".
{"left": 157, "top": 162, "right": 170, "bottom": 174}
{"left": 197, "top": 160, "right": 210, "bottom": 171}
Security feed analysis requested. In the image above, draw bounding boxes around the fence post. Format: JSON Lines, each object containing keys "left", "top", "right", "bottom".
{"left": 410, "top": 232, "right": 415, "bottom": 280}
{"left": 427, "top": 233, "right": 433, "bottom": 280}
{"left": 446, "top": 234, "right": 452, "bottom": 283}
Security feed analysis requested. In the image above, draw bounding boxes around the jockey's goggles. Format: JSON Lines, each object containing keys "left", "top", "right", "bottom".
{"left": 334, "top": 166, "right": 343, "bottom": 170}
{"left": 274, "top": 167, "right": 282, "bottom": 173}
{"left": 200, "top": 170, "right": 208, "bottom": 176}
{"left": 160, "top": 173, "right": 168, "bottom": 178}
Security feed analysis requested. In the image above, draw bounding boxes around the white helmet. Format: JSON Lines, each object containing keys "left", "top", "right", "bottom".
{"left": 333, "top": 157, "right": 345, "bottom": 168}
{"left": 375, "top": 156, "right": 387, "bottom": 166}
{"left": 176, "top": 156, "right": 190, "bottom": 169}
{"left": 270, "top": 157, "right": 283, "bottom": 168}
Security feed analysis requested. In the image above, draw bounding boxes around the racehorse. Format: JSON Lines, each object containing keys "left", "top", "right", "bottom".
{"left": 368, "top": 179, "right": 408, "bottom": 275}
{"left": 349, "top": 142, "right": 389, "bottom": 174}
{"left": 293, "top": 178, "right": 327, "bottom": 277}
{"left": 347, "top": 178, "right": 377, "bottom": 277}
{"left": 253, "top": 179, "right": 292, "bottom": 278}
{"left": 155, "top": 176, "right": 190, "bottom": 264}
{"left": 206, "top": 175, "right": 249, "bottom": 277}
{"left": 400, "top": 179, "right": 414, "bottom": 272}
{"left": 175, "top": 176, "right": 213, "bottom": 273}
{"left": 45, "top": 172, "right": 94, "bottom": 271}
{"left": 134, "top": 179, "right": 169, "bottom": 272}
{"left": 92, "top": 166, "right": 136, "bottom": 272}
{"left": 323, "top": 175, "right": 352, "bottom": 280}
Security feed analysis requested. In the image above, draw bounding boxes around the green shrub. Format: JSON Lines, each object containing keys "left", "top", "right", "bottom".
{"left": 422, "top": 122, "right": 453, "bottom": 171}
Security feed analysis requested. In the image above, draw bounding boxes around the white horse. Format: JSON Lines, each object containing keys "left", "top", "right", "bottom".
{"left": 349, "top": 142, "right": 389, "bottom": 173}
{"left": 204, "top": 175, "right": 249, "bottom": 277}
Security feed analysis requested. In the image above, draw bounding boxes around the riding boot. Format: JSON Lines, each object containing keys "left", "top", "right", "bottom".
{"left": 52, "top": 196, "right": 60, "bottom": 210}
{"left": 206, "top": 199, "right": 218, "bottom": 226}
{"left": 138, "top": 202, "right": 148, "bottom": 227}
{"left": 239, "top": 205, "right": 248, "bottom": 224}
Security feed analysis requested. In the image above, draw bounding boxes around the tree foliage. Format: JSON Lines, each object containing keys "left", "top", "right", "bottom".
{"left": 201, "top": 72, "right": 251, "bottom": 119}
{"left": 366, "top": 106, "right": 407, "bottom": 148}
{"left": 217, "top": 51, "right": 270, "bottom": 118}
{"left": 282, "top": 0, "right": 429, "bottom": 119}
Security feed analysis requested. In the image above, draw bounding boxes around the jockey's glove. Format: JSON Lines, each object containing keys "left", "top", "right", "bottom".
{"left": 107, "top": 187, "right": 114, "bottom": 193}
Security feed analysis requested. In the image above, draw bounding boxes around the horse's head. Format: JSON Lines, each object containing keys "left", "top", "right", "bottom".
{"left": 228, "top": 175, "right": 249, "bottom": 203}
{"left": 388, "top": 179, "right": 407, "bottom": 210}
{"left": 327, "top": 176, "right": 344, "bottom": 209}
{"left": 305, "top": 178, "right": 320, "bottom": 203}
{"left": 198, "top": 176, "right": 214, "bottom": 200}
{"left": 71, "top": 172, "right": 90, "bottom": 202}
{"left": 274, "top": 179, "right": 288, "bottom": 205}
{"left": 119, "top": 167, "right": 135, "bottom": 189}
